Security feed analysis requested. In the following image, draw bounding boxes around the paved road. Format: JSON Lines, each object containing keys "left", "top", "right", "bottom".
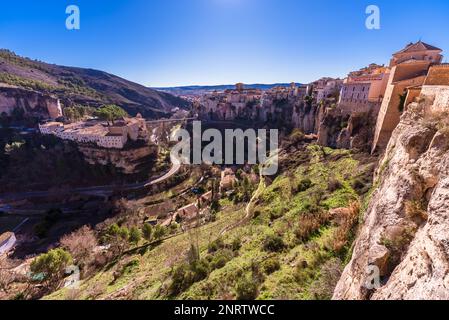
{"left": 145, "top": 117, "right": 196, "bottom": 125}
{"left": 0, "top": 125, "right": 190, "bottom": 204}
{"left": 0, "top": 157, "right": 182, "bottom": 203}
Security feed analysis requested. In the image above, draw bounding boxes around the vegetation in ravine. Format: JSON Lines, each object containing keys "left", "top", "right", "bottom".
{"left": 44, "top": 143, "right": 375, "bottom": 301}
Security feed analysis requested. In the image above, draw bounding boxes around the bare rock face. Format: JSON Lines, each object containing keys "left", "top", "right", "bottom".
{"left": 79, "top": 145, "right": 157, "bottom": 174}
{"left": 333, "top": 104, "right": 449, "bottom": 300}
{"left": 318, "top": 110, "right": 376, "bottom": 152}
{"left": 292, "top": 102, "right": 324, "bottom": 134}
{"left": 0, "top": 86, "right": 59, "bottom": 118}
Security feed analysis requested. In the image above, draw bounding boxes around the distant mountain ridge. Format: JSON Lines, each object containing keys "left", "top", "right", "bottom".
{"left": 154, "top": 83, "right": 302, "bottom": 96}
{"left": 0, "top": 49, "right": 189, "bottom": 118}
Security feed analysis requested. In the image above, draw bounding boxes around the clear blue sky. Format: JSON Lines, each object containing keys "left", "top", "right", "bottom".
{"left": 1, "top": 0, "right": 449, "bottom": 87}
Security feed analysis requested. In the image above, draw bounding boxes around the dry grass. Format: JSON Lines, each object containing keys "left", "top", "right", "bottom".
{"left": 327, "top": 202, "right": 360, "bottom": 253}
{"left": 295, "top": 211, "right": 330, "bottom": 242}
{"left": 405, "top": 200, "right": 428, "bottom": 224}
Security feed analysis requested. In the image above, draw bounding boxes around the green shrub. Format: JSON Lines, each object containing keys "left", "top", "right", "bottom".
{"left": 261, "top": 257, "right": 281, "bottom": 275}
{"left": 290, "top": 129, "right": 305, "bottom": 144}
{"left": 210, "top": 254, "right": 229, "bottom": 270}
{"left": 191, "top": 259, "right": 210, "bottom": 282}
{"left": 169, "top": 264, "right": 192, "bottom": 296}
{"left": 235, "top": 274, "right": 258, "bottom": 300}
{"left": 309, "top": 258, "right": 343, "bottom": 300}
{"left": 210, "top": 249, "right": 234, "bottom": 270}
{"left": 269, "top": 208, "right": 284, "bottom": 221}
{"left": 231, "top": 238, "right": 242, "bottom": 252}
{"left": 297, "top": 179, "right": 313, "bottom": 193}
{"left": 263, "top": 234, "right": 285, "bottom": 252}
{"left": 30, "top": 248, "right": 73, "bottom": 287}
{"left": 129, "top": 227, "right": 141, "bottom": 245}
{"left": 169, "top": 257, "right": 211, "bottom": 297}
{"left": 208, "top": 238, "right": 225, "bottom": 253}
{"left": 153, "top": 225, "right": 166, "bottom": 240}
{"left": 352, "top": 178, "right": 367, "bottom": 194}
{"left": 142, "top": 223, "right": 153, "bottom": 242}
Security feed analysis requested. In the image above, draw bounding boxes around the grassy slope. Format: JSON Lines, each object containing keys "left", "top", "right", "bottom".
{"left": 47, "top": 144, "right": 375, "bottom": 300}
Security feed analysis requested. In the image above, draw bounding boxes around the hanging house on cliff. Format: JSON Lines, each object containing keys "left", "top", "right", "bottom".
{"left": 372, "top": 41, "right": 443, "bottom": 153}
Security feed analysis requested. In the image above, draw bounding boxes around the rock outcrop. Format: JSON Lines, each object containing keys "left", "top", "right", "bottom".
{"left": 0, "top": 86, "right": 61, "bottom": 119}
{"left": 334, "top": 102, "right": 449, "bottom": 300}
{"left": 79, "top": 144, "right": 158, "bottom": 174}
{"left": 317, "top": 109, "right": 377, "bottom": 152}
{"left": 292, "top": 102, "right": 324, "bottom": 134}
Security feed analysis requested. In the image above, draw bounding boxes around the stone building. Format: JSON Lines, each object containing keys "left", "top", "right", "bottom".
{"left": 315, "top": 78, "right": 343, "bottom": 103}
{"left": 372, "top": 41, "right": 443, "bottom": 153}
{"left": 39, "top": 114, "right": 149, "bottom": 150}
{"left": 420, "top": 64, "right": 449, "bottom": 112}
{"left": 310, "top": 77, "right": 343, "bottom": 103}
{"left": 198, "top": 83, "right": 263, "bottom": 121}
{"left": 389, "top": 41, "right": 443, "bottom": 67}
{"left": 338, "top": 64, "right": 390, "bottom": 114}
{"left": 38, "top": 121, "right": 64, "bottom": 135}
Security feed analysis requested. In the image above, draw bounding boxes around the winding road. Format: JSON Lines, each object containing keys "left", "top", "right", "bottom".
{"left": 0, "top": 156, "right": 182, "bottom": 203}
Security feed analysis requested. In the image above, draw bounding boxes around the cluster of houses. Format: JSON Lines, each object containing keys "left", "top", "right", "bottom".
{"left": 337, "top": 41, "right": 447, "bottom": 152}
{"left": 196, "top": 41, "right": 449, "bottom": 153}
{"left": 38, "top": 114, "right": 149, "bottom": 149}
{"left": 196, "top": 77, "right": 345, "bottom": 125}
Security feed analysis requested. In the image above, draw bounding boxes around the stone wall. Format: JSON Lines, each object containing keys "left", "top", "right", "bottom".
{"left": 420, "top": 85, "right": 449, "bottom": 112}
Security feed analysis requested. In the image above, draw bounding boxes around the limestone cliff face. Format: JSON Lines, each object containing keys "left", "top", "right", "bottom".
{"left": 317, "top": 109, "right": 377, "bottom": 152}
{"left": 292, "top": 102, "right": 324, "bottom": 134}
{"left": 334, "top": 103, "right": 449, "bottom": 300}
{"left": 0, "top": 86, "right": 60, "bottom": 118}
{"left": 78, "top": 145, "right": 157, "bottom": 174}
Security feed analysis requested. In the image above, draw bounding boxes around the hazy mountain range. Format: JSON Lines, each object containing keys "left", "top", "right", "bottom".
{"left": 154, "top": 83, "right": 302, "bottom": 96}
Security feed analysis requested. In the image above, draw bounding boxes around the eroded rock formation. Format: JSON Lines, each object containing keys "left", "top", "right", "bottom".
{"left": 0, "top": 86, "right": 61, "bottom": 119}
{"left": 334, "top": 102, "right": 449, "bottom": 300}
{"left": 79, "top": 144, "right": 158, "bottom": 174}
{"left": 317, "top": 109, "right": 377, "bottom": 152}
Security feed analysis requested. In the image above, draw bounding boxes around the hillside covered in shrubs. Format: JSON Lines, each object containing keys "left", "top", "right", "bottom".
{"left": 44, "top": 140, "right": 376, "bottom": 300}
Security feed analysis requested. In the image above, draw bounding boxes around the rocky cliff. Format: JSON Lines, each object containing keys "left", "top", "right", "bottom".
{"left": 79, "top": 144, "right": 158, "bottom": 175}
{"left": 292, "top": 101, "right": 324, "bottom": 134}
{"left": 317, "top": 108, "right": 377, "bottom": 152}
{"left": 334, "top": 101, "right": 449, "bottom": 300}
{"left": 0, "top": 85, "right": 61, "bottom": 119}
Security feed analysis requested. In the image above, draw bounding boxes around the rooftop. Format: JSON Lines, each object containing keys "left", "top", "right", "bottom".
{"left": 394, "top": 41, "right": 442, "bottom": 55}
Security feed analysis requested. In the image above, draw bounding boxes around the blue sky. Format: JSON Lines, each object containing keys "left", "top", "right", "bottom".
{"left": 1, "top": 0, "right": 449, "bottom": 87}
